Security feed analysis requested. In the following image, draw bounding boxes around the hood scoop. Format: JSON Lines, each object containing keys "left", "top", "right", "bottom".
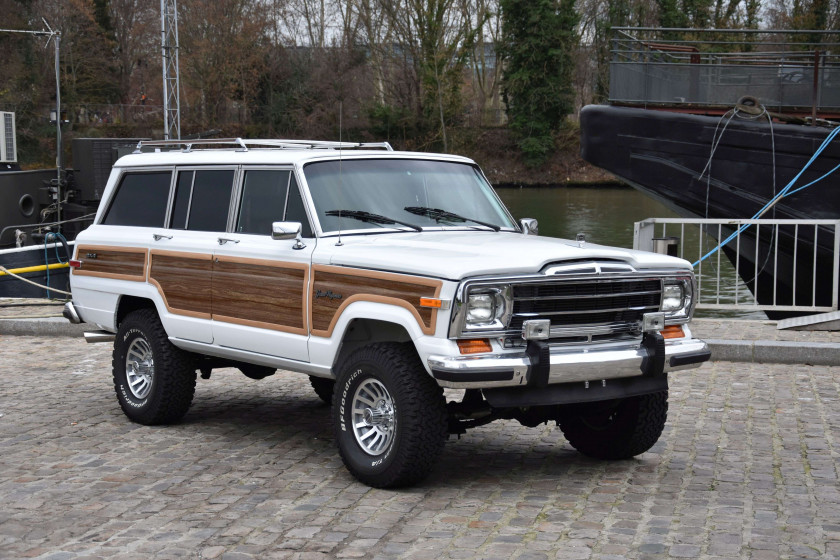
{"left": 542, "top": 259, "right": 636, "bottom": 276}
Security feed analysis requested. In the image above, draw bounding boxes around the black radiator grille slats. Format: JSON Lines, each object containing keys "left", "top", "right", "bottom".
{"left": 508, "top": 278, "right": 662, "bottom": 337}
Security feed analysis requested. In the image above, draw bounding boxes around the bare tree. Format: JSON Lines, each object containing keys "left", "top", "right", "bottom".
{"left": 109, "top": 0, "right": 159, "bottom": 105}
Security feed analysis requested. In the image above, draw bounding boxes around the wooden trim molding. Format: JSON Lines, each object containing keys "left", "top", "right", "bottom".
{"left": 148, "top": 249, "right": 213, "bottom": 320}
{"left": 72, "top": 245, "right": 147, "bottom": 282}
{"left": 212, "top": 255, "right": 309, "bottom": 335}
{"left": 310, "top": 265, "right": 443, "bottom": 338}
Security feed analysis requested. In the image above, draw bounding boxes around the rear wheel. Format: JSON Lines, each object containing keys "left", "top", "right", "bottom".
{"left": 558, "top": 391, "right": 668, "bottom": 460}
{"left": 333, "top": 343, "right": 447, "bottom": 488}
{"left": 309, "top": 376, "right": 334, "bottom": 404}
{"left": 112, "top": 309, "right": 196, "bottom": 425}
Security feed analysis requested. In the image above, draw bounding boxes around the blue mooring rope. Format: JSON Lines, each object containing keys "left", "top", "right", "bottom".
{"left": 693, "top": 125, "right": 840, "bottom": 268}
{"left": 43, "top": 232, "right": 69, "bottom": 299}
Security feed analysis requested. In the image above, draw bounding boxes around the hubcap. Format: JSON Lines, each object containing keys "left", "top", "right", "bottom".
{"left": 125, "top": 337, "right": 154, "bottom": 399}
{"left": 351, "top": 379, "right": 396, "bottom": 456}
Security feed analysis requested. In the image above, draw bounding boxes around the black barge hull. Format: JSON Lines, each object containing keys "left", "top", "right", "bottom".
{"left": 580, "top": 104, "right": 840, "bottom": 317}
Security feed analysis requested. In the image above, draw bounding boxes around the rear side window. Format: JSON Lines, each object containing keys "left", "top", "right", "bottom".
{"left": 169, "top": 169, "right": 235, "bottom": 232}
{"left": 102, "top": 171, "right": 171, "bottom": 227}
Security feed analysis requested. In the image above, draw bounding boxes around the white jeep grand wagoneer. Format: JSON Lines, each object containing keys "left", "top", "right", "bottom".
{"left": 64, "top": 138, "right": 710, "bottom": 488}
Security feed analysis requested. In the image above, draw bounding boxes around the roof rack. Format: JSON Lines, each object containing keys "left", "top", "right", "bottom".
{"left": 133, "top": 138, "right": 394, "bottom": 154}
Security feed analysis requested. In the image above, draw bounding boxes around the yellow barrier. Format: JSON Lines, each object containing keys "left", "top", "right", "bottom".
{"left": 0, "top": 262, "right": 70, "bottom": 276}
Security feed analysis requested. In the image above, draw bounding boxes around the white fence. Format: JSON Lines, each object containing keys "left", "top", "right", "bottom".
{"left": 634, "top": 218, "right": 840, "bottom": 314}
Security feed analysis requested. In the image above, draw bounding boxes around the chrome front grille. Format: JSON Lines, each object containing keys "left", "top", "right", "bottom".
{"left": 509, "top": 278, "right": 662, "bottom": 341}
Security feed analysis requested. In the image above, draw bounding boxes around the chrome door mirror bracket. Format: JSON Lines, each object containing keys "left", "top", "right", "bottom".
{"left": 272, "top": 221, "right": 307, "bottom": 250}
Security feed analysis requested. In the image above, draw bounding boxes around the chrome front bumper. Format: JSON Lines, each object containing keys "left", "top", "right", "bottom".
{"left": 428, "top": 337, "right": 710, "bottom": 389}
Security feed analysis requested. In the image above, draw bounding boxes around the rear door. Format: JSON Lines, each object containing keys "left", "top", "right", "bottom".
{"left": 211, "top": 167, "right": 315, "bottom": 362}
{"left": 148, "top": 167, "right": 237, "bottom": 343}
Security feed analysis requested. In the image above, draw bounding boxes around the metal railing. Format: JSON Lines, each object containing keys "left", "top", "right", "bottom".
{"left": 634, "top": 217, "right": 840, "bottom": 313}
{"left": 610, "top": 28, "right": 840, "bottom": 115}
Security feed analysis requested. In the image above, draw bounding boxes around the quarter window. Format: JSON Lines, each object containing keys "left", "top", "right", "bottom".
{"left": 102, "top": 171, "right": 171, "bottom": 227}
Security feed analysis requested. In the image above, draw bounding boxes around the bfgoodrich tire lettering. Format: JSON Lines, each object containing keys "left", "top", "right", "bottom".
{"left": 332, "top": 342, "right": 447, "bottom": 488}
{"left": 112, "top": 309, "right": 197, "bottom": 425}
{"left": 558, "top": 390, "right": 668, "bottom": 460}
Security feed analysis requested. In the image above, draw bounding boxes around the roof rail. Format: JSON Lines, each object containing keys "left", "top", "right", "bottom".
{"left": 133, "top": 138, "right": 394, "bottom": 153}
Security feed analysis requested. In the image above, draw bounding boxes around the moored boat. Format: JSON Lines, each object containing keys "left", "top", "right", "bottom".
{"left": 580, "top": 27, "right": 840, "bottom": 318}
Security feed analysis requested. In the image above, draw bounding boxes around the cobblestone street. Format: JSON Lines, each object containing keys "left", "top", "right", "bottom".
{"left": 0, "top": 335, "right": 838, "bottom": 559}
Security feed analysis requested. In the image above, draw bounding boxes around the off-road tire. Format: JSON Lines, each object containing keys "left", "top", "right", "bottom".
{"left": 558, "top": 391, "right": 668, "bottom": 460}
{"left": 239, "top": 364, "right": 276, "bottom": 380}
{"left": 332, "top": 342, "right": 447, "bottom": 488}
{"left": 309, "top": 376, "right": 335, "bottom": 404}
{"left": 113, "top": 309, "right": 197, "bottom": 425}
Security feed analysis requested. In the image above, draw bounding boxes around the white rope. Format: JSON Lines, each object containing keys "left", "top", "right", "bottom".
{"left": 0, "top": 265, "right": 72, "bottom": 296}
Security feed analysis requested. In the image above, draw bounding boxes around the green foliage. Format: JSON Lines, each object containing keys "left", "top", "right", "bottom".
{"left": 367, "top": 103, "right": 412, "bottom": 143}
{"left": 498, "top": 0, "right": 579, "bottom": 167}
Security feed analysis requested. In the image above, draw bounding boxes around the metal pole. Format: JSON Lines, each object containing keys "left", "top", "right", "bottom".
{"left": 161, "top": 0, "right": 169, "bottom": 140}
{"left": 54, "top": 32, "right": 62, "bottom": 232}
{"left": 812, "top": 49, "right": 820, "bottom": 124}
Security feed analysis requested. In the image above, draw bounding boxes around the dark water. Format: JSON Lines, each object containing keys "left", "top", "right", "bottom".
{"left": 496, "top": 184, "right": 678, "bottom": 248}
{"left": 496, "top": 184, "right": 761, "bottom": 318}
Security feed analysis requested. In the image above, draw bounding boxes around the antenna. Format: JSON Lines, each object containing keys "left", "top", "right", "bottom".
{"left": 336, "top": 101, "right": 344, "bottom": 246}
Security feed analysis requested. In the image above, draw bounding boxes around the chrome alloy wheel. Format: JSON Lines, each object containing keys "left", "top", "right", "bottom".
{"left": 125, "top": 337, "right": 154, "bottom": 399}
{"left": 351, "top": 379, "right": 396, "bottom": 456}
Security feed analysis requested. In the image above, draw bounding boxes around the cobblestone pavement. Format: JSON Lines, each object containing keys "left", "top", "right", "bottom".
{"left": 1, "top": 335, "right": 839, "bottom": 560}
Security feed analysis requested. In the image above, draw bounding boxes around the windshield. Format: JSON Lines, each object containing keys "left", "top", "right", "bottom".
{"left": 303, "top": 159, "right": 516, "bottom": 234}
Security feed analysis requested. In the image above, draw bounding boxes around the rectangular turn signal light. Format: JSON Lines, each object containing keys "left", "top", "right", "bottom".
{"left": 457, "top": 339, "right": 493, "bottom": 354}
{"left": 659, "top": 325, "right": 685, "bottom": 339}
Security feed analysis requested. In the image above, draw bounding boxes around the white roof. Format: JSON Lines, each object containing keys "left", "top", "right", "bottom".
{"left": 113, "top": 142, "right": 476, "bottom": 168}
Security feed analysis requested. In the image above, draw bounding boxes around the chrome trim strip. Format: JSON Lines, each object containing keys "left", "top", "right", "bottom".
{"left": 513, "top": 304, "right": 660, "bottom": 317}
{"left": 513, "top": 289, "right": 662, "bottom": 301}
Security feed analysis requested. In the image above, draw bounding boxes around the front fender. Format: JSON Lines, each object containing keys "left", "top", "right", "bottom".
{"left": 307, "top": 300, "right": 435, "bottom": 374}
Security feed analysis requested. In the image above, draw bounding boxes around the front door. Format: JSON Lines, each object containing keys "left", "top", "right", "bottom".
{"left": 211, "top": 168, "right": 314, "bottom": 363}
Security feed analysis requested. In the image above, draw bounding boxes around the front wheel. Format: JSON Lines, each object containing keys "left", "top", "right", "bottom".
{"left": 112, "top": 309, "right": 196, "bottom": 425}
{"left": 333, "top": 343, "right": 447, "bottom": 488}
{"left": 558, "top": 391, "right": 668, "bottom": 460}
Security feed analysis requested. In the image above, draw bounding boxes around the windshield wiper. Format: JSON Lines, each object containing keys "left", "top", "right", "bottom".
{"left": 325, "top": 210, "right": 423, "bottom": 232}
{"left": 404, "top": 206, "right": 501, "bottom": 232}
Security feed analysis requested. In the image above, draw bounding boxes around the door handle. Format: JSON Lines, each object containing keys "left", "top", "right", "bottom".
{"left": 218, "top": 237, "right": 240, "bottom": 245}
{"left": 153, "top": 234, "right": 173, "bottom": 241}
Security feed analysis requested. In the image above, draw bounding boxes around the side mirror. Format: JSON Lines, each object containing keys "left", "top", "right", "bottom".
{"left": 272, "top": 221, "right": 306, "bottom": 250}
{"left": 520, "top": 218, "right": 538, "bottom": 235}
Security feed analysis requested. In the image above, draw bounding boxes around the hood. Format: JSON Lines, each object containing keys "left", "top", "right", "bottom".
{"left": 317, "top": 231, "right": 692, "bottom": 280}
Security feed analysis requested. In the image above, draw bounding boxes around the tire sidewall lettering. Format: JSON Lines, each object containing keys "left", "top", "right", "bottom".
{"left": 337, "top": 366, "right": 398, "bottom": 474}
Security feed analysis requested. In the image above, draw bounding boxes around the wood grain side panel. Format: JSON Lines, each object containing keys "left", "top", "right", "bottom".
{"left": 148, "top": 251, "right": 213, "bottom": 319}
{"left": 73, "top": 245, "right": 147, "bottom": 281}
{"left": 212, "top": 257, "right": 308, "bottom": 333}
{"left": 311, "top": 266, "right": 442, "bottom": 337}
